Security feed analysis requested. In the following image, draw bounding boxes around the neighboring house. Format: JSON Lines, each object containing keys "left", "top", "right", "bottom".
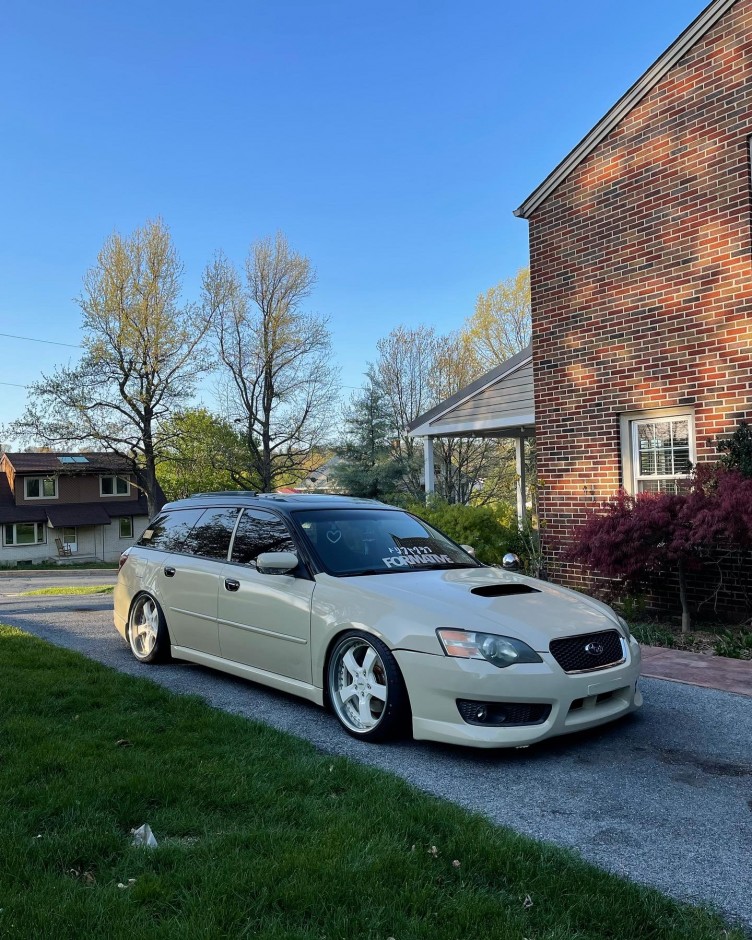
{"left": 0, "top": 452, "right": 158, "bottom": 566}
{"left": 412, "top": 0, "right": 752, "bottom": 599}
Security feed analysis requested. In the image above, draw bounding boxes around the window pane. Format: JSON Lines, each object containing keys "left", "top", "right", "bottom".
{"left": 120, "top": 517, "right": 133, "bottom": 538}
{"left": 116, "top": 478, "right": 129, "bottom": 494}
{"left": 231, "top": 509, "right": 295, "bottom": 565}
{"left": 36, "top": 523, "right": 46, "bottom": 543}
{"left": 182, "top": 508, "right": 239, "bottom": 559}
{"left": 138, "top": 509, "right": 204, "bottom": 552}
{"left": 42, "top": 478, "right": 56, "bottom": 497}
{"left": 26, "top": 479, "right": 40, "bottom": 498}
{"left": 635, "top": 416, "right": 692, "bottom": 482}
{"left": 4, "top": 524, "right": 14, "bottom": 545}
{"left": 63, "top": 527, "right": 76, "bottom": 543}
{"left": 101, "top": 477, "right": 114, "bottom": 495}
{"left": 16, "top": 523, "right": 37, "bottom": 544}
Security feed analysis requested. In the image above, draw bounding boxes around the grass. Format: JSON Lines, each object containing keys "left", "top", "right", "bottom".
{"left": 0, "top": 625, "right": 745, "bottom": 940}
{"left": 18, "top": 585, "right": 114, "bottom": 597}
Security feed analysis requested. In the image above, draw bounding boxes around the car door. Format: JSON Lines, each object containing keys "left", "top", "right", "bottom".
{"left": 217, "top": 508, "right": 314, "bottom": 683}
{"left": 146, "top": 507, "right": 239, "bottom": 656}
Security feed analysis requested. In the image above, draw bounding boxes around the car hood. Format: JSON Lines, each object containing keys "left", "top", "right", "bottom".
{"left": 315, "top": 565, "right": 624, "bottom": 653}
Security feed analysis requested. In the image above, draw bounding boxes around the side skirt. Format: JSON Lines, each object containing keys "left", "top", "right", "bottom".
{"left": 171, "top": 645, "right": 325, "bottom": 707}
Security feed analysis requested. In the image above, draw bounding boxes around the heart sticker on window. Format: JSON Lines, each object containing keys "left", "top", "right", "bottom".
{"left": 326, "top": 528, "right": 342, "bottom": 544}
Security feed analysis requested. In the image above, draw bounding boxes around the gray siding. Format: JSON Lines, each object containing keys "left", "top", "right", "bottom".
{"left": 428, "top": 361, "right": 534, "bottom": 430}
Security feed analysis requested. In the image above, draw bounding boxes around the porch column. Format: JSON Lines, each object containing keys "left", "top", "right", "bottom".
{"left": 515, "top": 435, "right": 526, "bottom": 528}
{"left": 423, "top": 436, "right": 435, "bottom": 495}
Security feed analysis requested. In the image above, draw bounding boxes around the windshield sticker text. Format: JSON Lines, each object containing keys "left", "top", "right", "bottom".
{"left": 382, "top": 552, "right": 454, "bottom": 568}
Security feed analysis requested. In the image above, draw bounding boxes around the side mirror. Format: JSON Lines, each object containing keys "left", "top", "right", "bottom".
{"left": 501, "top": 552, "right": 521, "bottom": 571}
{"left": 256, "top": 551, "right": 299, "bottom": 575}
{"left": 460, "top": 544, "right": 476, "bottom": 557}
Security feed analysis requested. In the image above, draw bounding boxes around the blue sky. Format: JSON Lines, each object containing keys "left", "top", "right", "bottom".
{"left": 0, "top": 0, "right": 709, "bottom": 437}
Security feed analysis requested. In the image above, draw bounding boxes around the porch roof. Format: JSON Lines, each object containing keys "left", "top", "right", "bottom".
{"left": 407, "top": 346, "right": 534, "bottom": 439}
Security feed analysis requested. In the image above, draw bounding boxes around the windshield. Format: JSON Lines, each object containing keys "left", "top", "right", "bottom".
{"left": 292, "top": 508, "right": 481, "bottom": 577}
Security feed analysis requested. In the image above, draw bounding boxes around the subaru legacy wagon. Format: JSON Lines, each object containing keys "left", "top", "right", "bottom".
{"left": 114, "top": 492, "right": 642, "bottom": 748}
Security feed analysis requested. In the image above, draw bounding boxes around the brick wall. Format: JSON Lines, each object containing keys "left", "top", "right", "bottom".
{"left": 526, "top": 0, "right": 752, "bottom": 608}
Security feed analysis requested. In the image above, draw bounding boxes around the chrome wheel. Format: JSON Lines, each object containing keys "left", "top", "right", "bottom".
{"left": 129, "top": 595, "right": 164, "bottom": 661}
{"left": 327, "top": 632, "right": 408, "bottom": 741}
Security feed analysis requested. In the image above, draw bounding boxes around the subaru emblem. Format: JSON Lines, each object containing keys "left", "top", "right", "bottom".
{"left": 584, "top": 642, "right": 604, "bottom": 656}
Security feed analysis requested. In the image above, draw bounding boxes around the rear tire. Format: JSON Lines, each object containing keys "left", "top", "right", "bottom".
{"left": 128, "top": 594, "right": 170, "bottom": 663}
{"left": 327, "top": 631, "right": 409, "bottom": 742}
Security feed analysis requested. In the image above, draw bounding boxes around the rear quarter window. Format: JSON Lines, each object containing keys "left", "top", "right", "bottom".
{"left": 137, "top": 509, "right": 205, "bottom": 552}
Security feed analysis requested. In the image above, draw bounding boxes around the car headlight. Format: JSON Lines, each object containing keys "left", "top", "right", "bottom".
{"left": 436, "top": 629, "right": 543, "bottom": 669}
{"left": 616, "top": 615, "right": 631, "bottom": 639}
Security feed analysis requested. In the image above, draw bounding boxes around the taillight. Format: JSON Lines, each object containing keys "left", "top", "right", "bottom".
{"left": 118, "top": 551, "right": 130, "bottom": 571}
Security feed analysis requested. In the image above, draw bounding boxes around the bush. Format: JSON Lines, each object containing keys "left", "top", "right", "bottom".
{"left": 404, "top": 500, "right": 523, "bottom": 567}
{"left": 567, "top": 465, "right": 752, "bottom": 632}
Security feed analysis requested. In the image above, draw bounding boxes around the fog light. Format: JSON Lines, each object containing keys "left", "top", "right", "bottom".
{"left": 475, "top": 705, "right": 488, "bottom": 722}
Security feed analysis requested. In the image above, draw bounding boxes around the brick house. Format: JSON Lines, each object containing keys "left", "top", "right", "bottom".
{"left": 411, "top": 0, "right": 752, "bottom": 602}
{"left": 0, "top": 452, "right": 157, "bottom": 565}
{"left": 515, "top": 0, "right": 752, "bottom": 584}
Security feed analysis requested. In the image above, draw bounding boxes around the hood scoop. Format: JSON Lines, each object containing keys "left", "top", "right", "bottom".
{"left": 470, "top": 584, "right": 540, "bottom": 598}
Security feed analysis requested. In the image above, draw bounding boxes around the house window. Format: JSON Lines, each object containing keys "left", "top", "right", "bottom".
{"left": 100, "top": 475, "right": 129, "bottom": 496}
{"left": 25, "top": 477, "right": 57, "bottom": 499}
{"left": 620, "top": 409, "right": 695, "bottom": 494}
{"left": 4, "top": 522, "right": 46, "bottom": 545}
{"left": 119, "top": 517, "right": 133, "bottom": 539}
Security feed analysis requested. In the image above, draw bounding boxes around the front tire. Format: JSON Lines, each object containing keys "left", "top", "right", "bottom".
{"left": 327, "top": 631, "right": 409, "bottom": 742}
{"left": 128, "top": 594, "right": 170, "bottom": 663}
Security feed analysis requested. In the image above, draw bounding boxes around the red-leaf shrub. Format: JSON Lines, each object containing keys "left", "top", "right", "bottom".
{"left": 568, "top": 466, "right": 752, "bottom": 629}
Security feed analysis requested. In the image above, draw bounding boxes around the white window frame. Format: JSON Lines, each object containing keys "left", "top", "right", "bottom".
{"left": 100, "top": 475, "right": 130, "bottom": 497}
{"left": 119, "top": 517, "right": 133, "bottom": 539}
{"left": 24, "top": 476, "right": 58, "bottom": 500}
{"left": 619, "top": 407, "right": 695, "bottom": 495}
{"left": 3, "top": 522, "right": 47, "bottom": 546}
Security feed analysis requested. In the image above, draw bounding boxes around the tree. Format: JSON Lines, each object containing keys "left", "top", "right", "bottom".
{"left": 718, "top": 420, "right": 752, "bottom": 477}
{"left": 6, "top": 219, "right": 211, "bottom": 516}
{"left": 372, "top": 325, "right": 437, "bottom": 499}
{"left": 567, "top": 466, "right": 752, "bottom": 631}
{"left": 202, "top": 233, "right": 338, "bottom": 492}
{"left": 461, "top": 267, "right": 531, "bottom": 371}
{"left": 155, "top": 408, "right": 251, "bottom": 501}
{"left": 333, "top": 370, "right": 405, "bottom": 499}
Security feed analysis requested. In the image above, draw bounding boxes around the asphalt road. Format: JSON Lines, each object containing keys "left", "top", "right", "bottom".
{"left": 1, "top": 578, "right": 750, "bottom": 933}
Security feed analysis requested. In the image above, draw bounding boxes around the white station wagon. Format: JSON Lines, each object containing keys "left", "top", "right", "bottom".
{"left": 114, "top": 493, "right": 642, "bottom": 748}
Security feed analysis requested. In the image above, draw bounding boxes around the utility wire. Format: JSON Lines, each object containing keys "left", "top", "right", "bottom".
{"left": 0, "top": 332, "right": 81, "bottom": 349}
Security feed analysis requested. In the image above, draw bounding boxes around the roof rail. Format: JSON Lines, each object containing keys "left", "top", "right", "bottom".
{"left": 190, "top": 491, "right": 257, "bottom": 498}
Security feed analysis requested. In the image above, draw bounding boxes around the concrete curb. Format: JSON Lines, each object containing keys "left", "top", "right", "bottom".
{"left": 0, "top": 568, "right": 117, "bottom": 579}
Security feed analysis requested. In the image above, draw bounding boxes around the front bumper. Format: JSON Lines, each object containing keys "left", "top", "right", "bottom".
{"left": 394, "top": 637, "right": 642, "bottom": 748}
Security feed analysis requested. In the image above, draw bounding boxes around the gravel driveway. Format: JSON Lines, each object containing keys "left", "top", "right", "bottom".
{"left": 1, "top": 582, "right": 750, "bottom": 933}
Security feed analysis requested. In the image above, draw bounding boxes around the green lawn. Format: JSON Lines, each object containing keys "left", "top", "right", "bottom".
{"left": 0, "top": 624, "right": 743, "bottom": 940}
{"left": 18, "top": 585, "right": 114, "bottom": 597}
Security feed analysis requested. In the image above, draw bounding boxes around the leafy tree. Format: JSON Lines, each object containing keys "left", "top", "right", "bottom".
{"left": 156, "top": 408, "right": 251, "bottom": 501}
{"left": 568, "top": 466, "right": 752, "bottom": 631}
{"left": 202, "top": 233, "right": 338, "bottom": 493}
{"left": 718, "top": 420, "right": 752, "bottom": 477}
{"left": 404, "top": 500, "right": 522, "bottom": 566}
{"left": 7, "top": 219, "right": 211, "bottom": 516}
{"left": 461, "top": 267, "right": 531, "bottom": 371}
{"left": 333, "top": 371, "right": 405, "bottom": 499}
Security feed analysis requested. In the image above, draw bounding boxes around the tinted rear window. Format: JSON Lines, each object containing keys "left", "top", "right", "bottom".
{"left": 137, "top": 509, "right": 204, "bottom": 552}
{"left": 182, "top": 507, "right": 240, "bottom": 560}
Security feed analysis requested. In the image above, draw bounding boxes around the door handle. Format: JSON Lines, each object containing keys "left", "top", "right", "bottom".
{"left": 224, "top": 578, "right": 240, "bottom": 592}
{"left": 163, "top": 566, "right": 176, "bottom": 577}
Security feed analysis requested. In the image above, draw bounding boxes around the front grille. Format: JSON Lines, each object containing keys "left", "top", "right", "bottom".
{"left": 549, "top": 630, "right": 624, "bottom": 674}
{"left": 456, "top": 700, "right": 552, "bottom": 727}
